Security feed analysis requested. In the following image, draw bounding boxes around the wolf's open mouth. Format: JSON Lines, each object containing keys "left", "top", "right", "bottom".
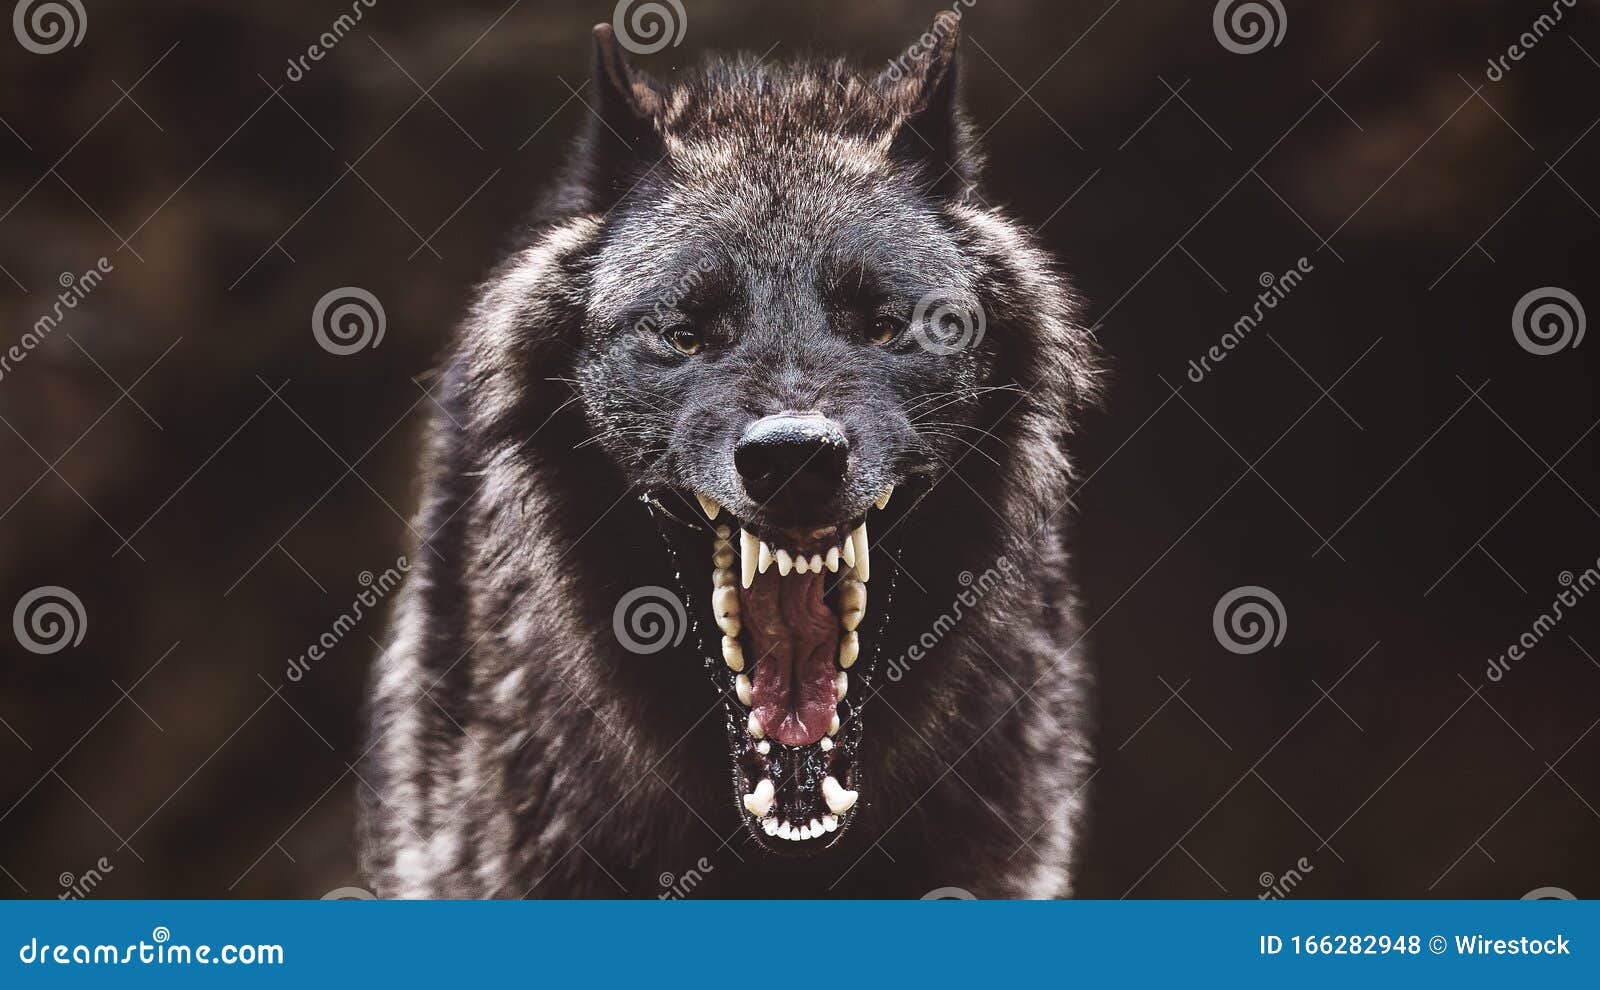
{"left": 684, "top": 487, "right": 896, "bottom": 849}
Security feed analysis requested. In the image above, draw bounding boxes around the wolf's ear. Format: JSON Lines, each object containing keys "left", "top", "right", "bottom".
{"left": 878, "top": 11, "right": 977, "bottom": 200}
{"left": 586, "top": 24, "right": 667, "bottom": 207}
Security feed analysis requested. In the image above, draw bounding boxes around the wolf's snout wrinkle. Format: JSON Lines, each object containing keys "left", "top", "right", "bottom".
{"left": 734, "top": 414, "right": 849, "bottom": 503}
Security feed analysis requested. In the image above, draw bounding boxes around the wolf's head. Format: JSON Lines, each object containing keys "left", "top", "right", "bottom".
{"left": 459, "top": 13, "right": 1099, "bottom": 856}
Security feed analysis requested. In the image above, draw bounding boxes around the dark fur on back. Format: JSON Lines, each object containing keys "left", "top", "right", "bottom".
{"left": 360, "top": 14, "right": 1100, "bottom": 898}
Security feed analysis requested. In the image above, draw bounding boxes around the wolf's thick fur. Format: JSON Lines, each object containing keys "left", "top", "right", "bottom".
{"left": 360, "top": 15, "right": 1100, "bottom": 898}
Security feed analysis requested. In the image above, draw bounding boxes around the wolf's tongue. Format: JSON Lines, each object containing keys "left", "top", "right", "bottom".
{"left": 741, "top": 568, "right": 838, "bottom": 746}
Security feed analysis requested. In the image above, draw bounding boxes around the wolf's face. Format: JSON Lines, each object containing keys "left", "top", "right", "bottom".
{"left": 471, "top": 15, "right": 1097, "bottom": 856}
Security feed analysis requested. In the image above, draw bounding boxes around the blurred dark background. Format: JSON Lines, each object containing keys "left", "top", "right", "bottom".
{"left": 2, "top": 0, "right": 1598, "bottom": 898}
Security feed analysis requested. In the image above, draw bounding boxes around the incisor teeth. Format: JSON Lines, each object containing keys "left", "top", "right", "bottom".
{"left": 850, "top": 523, "right": 869, "bottom": 582}
{"left": 743, "top": 778, "right": 775, "bottom": 818}
{"left": 834, "top": 670, "right": 848, "bottom": 701}
{"left": 825, "top": 546, "right": 840, "bottom": 572}
{"left": 740, "top": 529, "right": 758, "bottom": 589}
{"left": 838, "top": 630, "right": 859, "bottom": 669}
{"left": 809, "top": 553, "right": 822, "bottom": 573}
{"left": 875, "top": 486, "right": 893, "bottom": 510}
{"left": 828, "top": 711, "right": 840, "bottom": 737}
{"left": 735, "top": 673, "right": 752, "bottom": 706}
{"left": 809, "top": 819, "right": 823, "bottom": 837}
{"left": 837, "top": 579, "right": 866, "bottom": 631}
{"left": 712, "top": 587, "right": 740, "bottom": 637}
{"left": 758, "top": 541, "right": 774, "bottom": 574}
{"left": 822, "top": 814, "right": 839, "bottom": 832}
{"left": 794, "top": 553, "right": 809, "bottom": 574}
{"left": 821, "top": 775, "right": 858, "bottom": 815}
{"left": 747, "top": 712, "right": 764, "bottom": 739}
{"left": 775, "top": 549, "right": 793, "bottom": 576}
{"left": 696, "top": 493, "right": 721, "bottom": 521}
{"left": 721, "top": 635, "right": 744, "bottom": 672}
{"left": 778, "top": 821, "right": 793, "bottom": 840}
{"left": 762, "top": 816, "right": 779, "bottom": 836}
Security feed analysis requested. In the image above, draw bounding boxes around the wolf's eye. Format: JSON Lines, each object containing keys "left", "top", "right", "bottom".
{"left": 868, "top": 316, "right": 901, "bottom": 346}
{"left": 665, "top": 327, "right": 703, "bottom": 356}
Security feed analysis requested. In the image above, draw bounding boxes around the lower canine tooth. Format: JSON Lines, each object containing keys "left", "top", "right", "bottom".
{"left": 696, "top": 493, "right": 721, "bottom": 520}
{"left": 850, "top": 523, "right": 869, "bottom": 582}
{"left": 722, "top": 636, "right": 744, "bottom": 672}
{"left": 837, "top": 579, "right": 866, "bottom": 631}
{"left": 743, "top": 777, "right": 775, "bottom": 818}
{"left": 735, "top": 674, "right": 752, "bottom": 706}
{"left": 821, "top": 775, "right": 858, "bottom": 815}
{"left": 740, "top": 529, "right": 759, "bottom": 589}
{"left": 838, "top": 630, "right": 858, "bottom": 669}
{"left": 776, "top": 549, "right": 794, "bottom": 576}
{"left": 747, "top": 712, "right": 764, "bottom": 739}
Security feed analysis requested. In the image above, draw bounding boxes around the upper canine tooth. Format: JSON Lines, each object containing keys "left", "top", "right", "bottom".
{"left": 735, "top": 673, "right": 752, "bottom": 706}
{"left": 722, "top": 636, "right": 745, "bottom": 672}
{"left": 839, "top": 533, "right": 856, "bottom": 568}
{"left": 775, "top": 549, "right": 794, "bottom": 576}
{"left": 743, "top": 777, "right": 775, "bottom": 818}
{"left": 758, "top": 541, "right": 774, "bottom": 574}
{"left": 838, "top": 630, "right": 859, "bottom": 669}
{"left": 713, "top": 587, "right": 741, "bottom": 637}
{"left": 850, "top": 523, "right": 869, "bottom": 582}
{"left": 825, "top": 546, "right": 840, "bottom": 572}
{"left": 696, "top": 493, "right": 721, "bottom": 521}
{"left": 821, "top": 775, "right": 858, "bottom": 815}
{"left": 740, "top": 529, "right": 759, "bottom": 589}
{"left": 875, "top": 486, "right": 893, "bottom": 511}
{"left": 747, "top": 712, "right": 765, "bottom": 738}
{"left": 794, "top": 553, "right": 810, "bottom": 574}
{"left": 837, "top": 579, "right": 866, "bottom": 631}
{"left": 834, "top": 670, "right": 848, "bottom": 701}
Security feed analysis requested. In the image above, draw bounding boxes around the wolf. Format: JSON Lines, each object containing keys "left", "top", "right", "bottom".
{"left": 359, "top": 12, "right": 1101, "bottom": 898}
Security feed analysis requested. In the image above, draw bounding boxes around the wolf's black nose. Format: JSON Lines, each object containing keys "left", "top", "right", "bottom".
{"left": 735, "top": 414, "right": 849, "bottom": 505}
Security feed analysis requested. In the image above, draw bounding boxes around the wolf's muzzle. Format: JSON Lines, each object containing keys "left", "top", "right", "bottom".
{"left": 734, "top": 413, "right": 849, "bottom": 504}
